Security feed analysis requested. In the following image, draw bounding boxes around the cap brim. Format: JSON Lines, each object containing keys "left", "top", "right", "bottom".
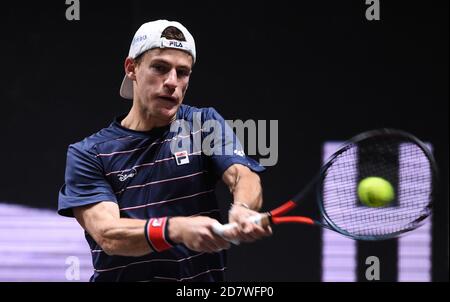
{"left": 120, "top": 75, "right": 133, "bottom": 99}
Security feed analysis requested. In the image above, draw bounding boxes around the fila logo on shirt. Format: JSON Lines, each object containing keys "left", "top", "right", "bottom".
{"left": 174, "top": 150, "right": 190, "bottom": 166}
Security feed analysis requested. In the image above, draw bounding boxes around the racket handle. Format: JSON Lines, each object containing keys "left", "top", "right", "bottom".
{"left": 212, "top": 214, "right": 267, "bottom": 245}
{"left": 212, "top": 222, "right": 240, "bottom": 245}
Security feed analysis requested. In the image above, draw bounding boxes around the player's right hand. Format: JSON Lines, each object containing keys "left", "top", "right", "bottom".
{"left": 168, "top": 216, "right": 231, "bottom": 253}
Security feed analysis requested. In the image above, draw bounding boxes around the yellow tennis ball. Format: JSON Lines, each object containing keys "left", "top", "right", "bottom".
{"left": 358, "top": 177, "right": 395, "bottom": 207}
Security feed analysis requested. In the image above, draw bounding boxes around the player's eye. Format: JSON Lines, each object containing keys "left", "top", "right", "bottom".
{"left": 151, "top": 64, "right": 170, "bottom": 74}
{"left": 177, "top": 69, "right": 191, "bottom": 78}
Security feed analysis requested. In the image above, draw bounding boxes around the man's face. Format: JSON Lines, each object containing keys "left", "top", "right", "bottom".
{"left": 132, "top": 48, "right": 193, "bottom": 124}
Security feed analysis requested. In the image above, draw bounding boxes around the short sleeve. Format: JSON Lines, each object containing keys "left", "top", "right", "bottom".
{"left": 201, "top": 108, "right": 266, "bottom": 177}
{"left": 58, "top": 143, "right": 117, "bottom": 217}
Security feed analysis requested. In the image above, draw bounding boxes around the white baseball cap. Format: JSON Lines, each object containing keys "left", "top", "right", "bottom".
{"left": 120, "top": 20, "right": 196, "bottom": 99}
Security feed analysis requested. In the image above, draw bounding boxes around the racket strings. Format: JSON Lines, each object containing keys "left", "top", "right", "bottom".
{"left": 321, "top": 136, "right": 433, "bottom": 238}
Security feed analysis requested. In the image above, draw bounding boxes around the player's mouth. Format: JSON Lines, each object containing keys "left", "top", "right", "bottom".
{"left": 157, "top": 95, "right": 178, "bottom": 104}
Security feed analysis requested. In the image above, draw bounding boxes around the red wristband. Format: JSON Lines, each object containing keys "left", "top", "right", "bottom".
{"left": 145, "top": 217, "right": 173, "bottom": 252}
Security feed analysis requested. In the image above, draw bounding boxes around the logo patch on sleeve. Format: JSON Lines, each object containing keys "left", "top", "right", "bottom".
{"left": 174, "top": 150, "right": 190, "bottom": 166}
{"left": 118, "top": 168, "right": 137, "bottom": 182}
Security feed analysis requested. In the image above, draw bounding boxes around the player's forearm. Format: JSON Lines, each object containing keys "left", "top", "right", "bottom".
{"left": 229, "top": 169, "right": 263, "bottom": 211}
{"left": 98, "top": 218, "right": 152, "bottom": 257}
{"left": 99, "top": 216, "right": 230, "bottom": 256}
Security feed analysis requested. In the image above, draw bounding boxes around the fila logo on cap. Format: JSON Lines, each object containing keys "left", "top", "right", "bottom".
{"left": 169, "top": 41, "right": 183, "bottom": 48}
{"left": 160, "top": 38, "right": 186, "bottom": 50}
{"left": 174, "top": 150, "right": 190, "bottom": 166}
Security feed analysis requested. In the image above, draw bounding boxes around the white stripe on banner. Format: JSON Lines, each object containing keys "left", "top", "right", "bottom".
{"left": 321, "top": 142, "right": 357, "bottom": 282}
{"left": 397, "top": 143, "right": 433, "bottom": 282}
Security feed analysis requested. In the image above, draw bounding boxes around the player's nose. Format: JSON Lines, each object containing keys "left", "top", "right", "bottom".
{"left": 164, "top": 69, "right": 178, "bottom": 90}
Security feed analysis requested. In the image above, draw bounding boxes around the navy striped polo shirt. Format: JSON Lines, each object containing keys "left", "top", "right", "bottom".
{"left": 58, "top": 104, "right": 265, "bottom": 282}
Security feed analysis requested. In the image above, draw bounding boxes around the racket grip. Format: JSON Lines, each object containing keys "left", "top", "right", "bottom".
{"left": 248, "top": 214, "right": 264, "bottom": 225}
{"left": 212, "top": 222, "right": 240, "bottom": 245}
{"left": 212, "top": 214, "right": 265, "bottom": 245}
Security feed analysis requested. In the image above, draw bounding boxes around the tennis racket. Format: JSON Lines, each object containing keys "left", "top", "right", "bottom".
{"left": 213, "top": 128, "right": 437, "bottom": 242}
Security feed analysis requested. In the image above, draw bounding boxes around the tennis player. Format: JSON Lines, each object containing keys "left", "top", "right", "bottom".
{"left": 58, "top": 20, "right": 271, "bottom": 282}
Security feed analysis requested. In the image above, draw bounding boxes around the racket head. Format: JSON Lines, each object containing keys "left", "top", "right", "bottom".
{"left": 316, "top": 128, "right": 437, "bottom": 241}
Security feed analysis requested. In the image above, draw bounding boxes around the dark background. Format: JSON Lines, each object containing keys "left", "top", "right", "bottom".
{"left": 0, "top": 0, "right": 448, "bottom": 281}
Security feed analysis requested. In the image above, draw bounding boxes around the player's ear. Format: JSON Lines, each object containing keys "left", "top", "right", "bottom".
{"left": 124, "top": 57, "right": 137, "bottom": 80}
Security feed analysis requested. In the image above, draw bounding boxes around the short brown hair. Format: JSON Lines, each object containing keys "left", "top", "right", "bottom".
{"left": 161, "top": 26, "right": 186, "bottom": 41}
{"left": 134, "top": 26, "right": 187, "bottom": 64}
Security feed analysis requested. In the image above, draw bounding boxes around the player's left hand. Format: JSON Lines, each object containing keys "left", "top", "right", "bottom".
{"left": 226, "top": 203, "right": 272, "bottom": 243}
